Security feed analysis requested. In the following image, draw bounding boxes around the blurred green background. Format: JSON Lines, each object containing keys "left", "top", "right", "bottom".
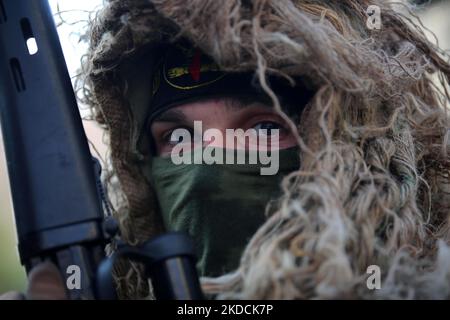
{"left": 0, "top": 151, "right": 26, "bottom": 292}
{"left": 0, "top": 0, "right": 449, "bottom": 295}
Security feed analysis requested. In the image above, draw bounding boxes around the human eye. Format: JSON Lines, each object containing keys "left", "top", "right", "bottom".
{"left": 239, "top": 111, "right": 297, "bottom": 150}
{"left": 252, "top": 121, "right": 286, "bottom": 136}
{"left": 162, "top": 126, "right": 194, "bottom": 146}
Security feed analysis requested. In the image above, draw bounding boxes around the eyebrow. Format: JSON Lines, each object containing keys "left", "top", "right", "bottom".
{"left": 151, "top": 96, "right": 272, "bottom": 124}
{"left": 152, "top": 108, "right": 188, "bottom": 123}
{"left": 223, "top": 96, "right": 272, "bottom": 111}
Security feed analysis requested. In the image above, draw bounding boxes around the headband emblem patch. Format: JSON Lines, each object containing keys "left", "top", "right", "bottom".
{"left": 162, "top": 45, "right": 226, "bottom": 90}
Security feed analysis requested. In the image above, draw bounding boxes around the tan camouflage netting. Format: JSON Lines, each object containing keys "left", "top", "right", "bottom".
{"left": 77, "top": 0, "right": 450, "bottom": 299}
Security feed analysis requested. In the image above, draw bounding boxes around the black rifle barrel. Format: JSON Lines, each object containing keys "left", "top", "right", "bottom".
{"left": 0, "top": 0, "right": 106, "bottom": 299}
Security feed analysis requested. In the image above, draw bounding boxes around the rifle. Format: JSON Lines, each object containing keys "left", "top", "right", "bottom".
{"left": 0, "top": 0, "right": 203, "bottom": 300}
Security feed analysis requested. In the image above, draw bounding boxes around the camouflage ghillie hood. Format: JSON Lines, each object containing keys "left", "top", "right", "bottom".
{"left": 79, "top": 0, "right": 450, "bottom": 299}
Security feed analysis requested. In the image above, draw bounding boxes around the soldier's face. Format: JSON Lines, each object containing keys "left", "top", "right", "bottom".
{"left": 149, "top": 97, "right": 297, "bottom": 156}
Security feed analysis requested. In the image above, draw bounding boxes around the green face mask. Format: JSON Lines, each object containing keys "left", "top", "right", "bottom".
{"left": 147, "top": 147, "right": 300, "bottom": 277}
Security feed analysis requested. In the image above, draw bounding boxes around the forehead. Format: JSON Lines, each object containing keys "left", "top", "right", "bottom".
{"left": 151, "top": 96, "right": 273, "bottom": 123}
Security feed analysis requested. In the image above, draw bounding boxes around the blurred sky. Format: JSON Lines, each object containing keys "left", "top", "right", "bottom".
{"left": 49, "top": 0, "right": 104, "bottom": 80}
{"left": 0, "top": 0, "right": 449, "bottom": 294}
